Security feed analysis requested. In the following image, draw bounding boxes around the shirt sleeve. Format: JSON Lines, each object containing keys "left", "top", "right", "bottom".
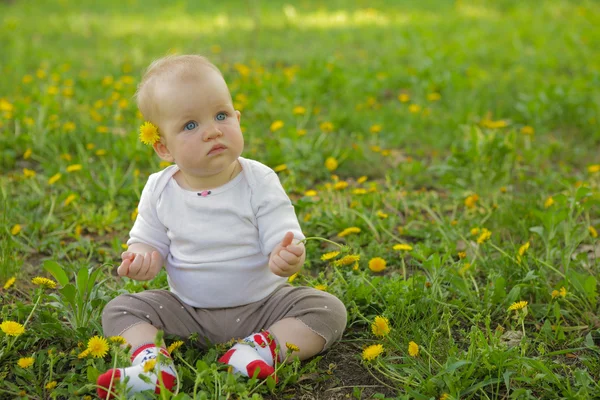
{"left": 251, "top": 171, "right": 305, "bottom": 256}
{"left": 127, "top": 176, "right": 171, "bottom": 259}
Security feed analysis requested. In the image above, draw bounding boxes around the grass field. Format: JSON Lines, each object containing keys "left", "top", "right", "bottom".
{"left": 1, "top": 0, "right": 600, "bottom": 398}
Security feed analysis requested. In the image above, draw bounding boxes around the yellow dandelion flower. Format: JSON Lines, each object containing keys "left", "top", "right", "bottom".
{"left": 292, "top": 106, "right": 306, "bottom": 115}
{"left": 1, "top": 320, "right": 25, "bottom": 336}
{"left": 139, "top": 121, "right": 160, "bottom": 145}
{"left": 518, "top": 242, "right": 530, "bottom": 256}
{"left": 143, "top": 359, "right": 157, "bottom": 373}
{"left": 11, "top": 224, "right": 22, "bottom": 235}
{"left": 398, "top": 93, "right": 410, "bottom": 103}
{"left": 285, "top": 342, "right": 300, "bottom": 352}
{"left": 45, "top": 381, "right": 57, "bottom": 390}
{"left": 64, "top": 194, "right": 77, "bottom": 206}
{"left": 427, "top": 92, "right": 441, "bottom": 102}
{"left": 274, "top": 164, "right": 287, "bottom": 173}
{"left": 368, "top": 257, "right": 386, "bottom": 272}
{"left": 131, "top": 207, "right": 138, "bottom": 221}
{"left": 371, "top": 316, "right": 391, "bottom": 337}
{"left": 440, "top": 393, "right": 450, "bottom": 400}
{"left": 588, "top": 164, "right": 600, "bottom": 173}
{"left": 377, "top": 210, "right": 388, "bottom": 219}
{"left": 464, "top": 194, "right": 479, "bottom": 209}
{"left": 66, "top": 164, "right": 82, "bottom": 173}
{"left": 167, "top": 340, "right": 184, "bottom": 354}
{"left": 320, "top": 121, "right": 334, "bottom": 132}
{"left": 393, "top": 244, "right": 413, "bottom": 251}
{"left": 48, "top": 173, "right": 62, "bottom": 185}
{"left": 304, "top": 190, "right": 317, "bottom": 197}
{"left": 31, "top": 277, "right": 57, "bottom": 289}
{"left": 408, "top": 341, "right": 419, "bottom": 357}
{"left": 23, "top": 168, "right": 36, "bottom": 178}
{"left": 23, "top": 148, "right": 32, "bottom": 159}
{"left": 508, "top": 301, "right": 528, "bottom": 311}
{"left": 314, "top": 284, "right": 328, "bottom": 291}
{"left": 477, "top": 228, "right": 492, "bottom": 244}
{"left": 338, "top": 227, "right": 361, "bottom": 237}
{"left": 458, "top": 251, "right": 467, "bottom": 259}
{"left": 109, "top": 336, "right": 127, "bottom": 345}
{"left": 370, "top": 124, "right": 382, "bottom": 134}
{"left": 96, "top": 149, "right": 107, "bottom": 156}
{"left": 353, "top": 188, "right": 367, "bottom": 195}
{"left": 408, "top": 104, "right": 421, "bottom": 113}
{"left": 521, "top": 126, "right": 535, "bottom": 135}
{"left": 334, "top": 254, "right": 360, "bottom": 267}
{"left": 544, "top": 197, "right": 554, "bottom": 208}
{"left": 334, "top": 181, "right": 348, "bottom": 190}
{"left": 357, "top": 175, "right": 368, "bottom": 184}
{"left": 321, "top": 251, "right": 340, "bottom": 261}
{"left": 297, "top": 128, "right": 307, "bottom": 136}
{"left": 325, "top": 157, "right": 338, "bottom": 171}
{"left": 589, "top": 226, "right": 598, "bottom": 238}
{"left": 362, "top": 344, "right": 383, "bottom": 361}
{"left": 77, "top": 349, "right": 90, "bottom": 359}
{"left": 288, "top": 272, "right": 299, "bottom": 283}
{"left": 86, "top": 336, "right": 109, "bottom": 358}
{"left": 159, "top": 161, "right": 172, "bottom": 169}
{"left": 3, "top": 276, "right": 16, "bottom": 290}
{"left": 18, "top": 357, "right": 35, "bottom": 369}
{"left": 470, "top": 227, "right": 480, "bottom": 236}
{"left": 270, "top": 120, "right": 284, "bottom": 132}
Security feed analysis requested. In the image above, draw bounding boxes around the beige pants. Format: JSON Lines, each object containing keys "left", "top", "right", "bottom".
{"left": 101, "top": 284, "right": 347, "bottom": 351}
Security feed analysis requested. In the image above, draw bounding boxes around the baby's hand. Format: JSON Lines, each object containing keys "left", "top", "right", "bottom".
{"left": 269, "top": 231, "right": 306, "bottom": 277}
{"left": 117, "top": 251, "right": 163, "bottom": 281}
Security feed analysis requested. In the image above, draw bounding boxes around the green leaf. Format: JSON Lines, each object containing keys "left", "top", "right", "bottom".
{"left": 59, "top": 284, "right": 77, "bottom": 307}
{"left": 492, "top": 276, "right": 506, "bottom": 303}
{"left": 87, "top": 365, "right": 101, "bottom": 383}
{"left": 43, "top": 260, "right": 70, "bottom": 287}
{"left": 444, "top": 360, "right": 471, "bottom": 374}
{"left": 76, "top": 267, "right": 89, "bottom": 299}
{"left": 266, "top": 375, "right": 276, "bottom": 391}
{"left": 583, "top": 275, "right": 597, "bottom": 304}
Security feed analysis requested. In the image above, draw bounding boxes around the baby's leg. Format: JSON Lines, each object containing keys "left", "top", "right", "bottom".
{"left": 97, "top": 290, "right": 213, "bottom": 399}
{"left": 269, "top": 317, "right": 325, "bottom": 361}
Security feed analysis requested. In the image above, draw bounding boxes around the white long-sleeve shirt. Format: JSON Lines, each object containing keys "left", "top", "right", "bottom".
{"left": 127, "top": 157, "right": 305, "bottom": 308}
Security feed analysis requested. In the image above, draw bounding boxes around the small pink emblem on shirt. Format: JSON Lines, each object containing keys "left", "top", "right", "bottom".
{"left": 198, "top": 190, "right": 211, "bottom": 197}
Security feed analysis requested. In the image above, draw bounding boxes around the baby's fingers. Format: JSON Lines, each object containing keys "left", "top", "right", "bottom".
{"left": 279, "top": 249, "right": 299, "bottom": 265}
{"left": 117, "top": 259, "right": 131, "bottom": 277}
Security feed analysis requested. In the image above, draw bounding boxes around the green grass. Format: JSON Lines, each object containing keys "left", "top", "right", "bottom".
{"left": 1, "top": 0, "right": 600, "bottom": 398}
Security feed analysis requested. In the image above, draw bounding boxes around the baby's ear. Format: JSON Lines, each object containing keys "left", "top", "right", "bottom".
{"left": 235, "top": 110, "right": 241, "bottom": 122}
{"left": 152, "top": 140, "right": 174, "bottom": 162}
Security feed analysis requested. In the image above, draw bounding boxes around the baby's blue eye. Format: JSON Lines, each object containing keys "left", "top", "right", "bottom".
{"left": 184, "top": 121, "right": 197, "bottom": 131}
{"left": 215, "top": 112, "right": 227, "bottom": 121}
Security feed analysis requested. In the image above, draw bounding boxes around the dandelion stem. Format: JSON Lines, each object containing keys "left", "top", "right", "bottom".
{"left": 300, "top": 236, "right": 343, "bottom": 248}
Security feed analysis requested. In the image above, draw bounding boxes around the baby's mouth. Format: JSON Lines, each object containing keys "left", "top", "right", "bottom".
{"left": 207, "top": 144, "right": 227, "bottom": 155}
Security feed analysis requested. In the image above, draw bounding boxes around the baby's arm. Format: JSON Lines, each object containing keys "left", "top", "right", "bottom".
{"left": 117, "top": 243, "right": 164, "bottom": 281}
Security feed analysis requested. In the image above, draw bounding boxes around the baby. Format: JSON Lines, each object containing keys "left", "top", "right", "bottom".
{"left": 96, "top": 55, "right": 347, "bottom": 398}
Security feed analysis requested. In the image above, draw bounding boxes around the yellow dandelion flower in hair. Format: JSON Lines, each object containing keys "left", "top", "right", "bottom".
{"left": 86, "top": 336, "right": 109, "bottom": 358}
{"left": 321, "top": 251, "right": 340, "bottom": 261}
{"left": 139, "top": 121, "right": 160, "bottom": 145}
{"left": 408, "top": 341, "right": 419, "bottom": 357}
{"left": 167, "top": 340, "right": 184, "bottom": 354}
{"left": 3, "top": 276, "right": 16, "bottom": 290}
{"left": 31, "top": 277, "right": 57, "bottom": 289}
{"left": 1, "top": 320, "right": 25, "bottom": 336}
{"left": 371, "top": 316, "right": 391, "bottom": 337}
{"left": 143, "top": 359, "right": 157, "bottom": 373}
{"left": 286, "top": 342, "right": 300, "bottom": 352}
{"left": 18, "top": 357, "right": 35, "bottom": 369}
{"left": 508, "top": 300, "right": 528, "bottom": 311}
{"left": 362, "top": 344, "right": 383, "bottom": 361}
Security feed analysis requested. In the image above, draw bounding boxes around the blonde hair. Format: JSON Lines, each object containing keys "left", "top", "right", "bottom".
{"left": 135, "top": 55, "right": 223, "bottom": 123}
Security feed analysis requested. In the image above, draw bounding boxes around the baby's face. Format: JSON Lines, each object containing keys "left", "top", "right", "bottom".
{"left": 152, "top": 68, "right": 244, "bottom": 178}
